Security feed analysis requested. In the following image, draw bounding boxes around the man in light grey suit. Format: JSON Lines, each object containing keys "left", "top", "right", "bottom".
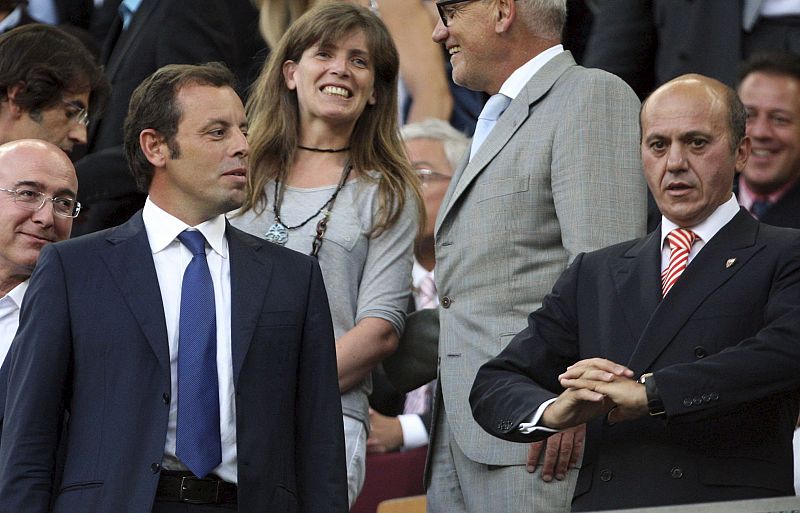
{"left": 427, "top": 0, "right": 647, "bottom": 512}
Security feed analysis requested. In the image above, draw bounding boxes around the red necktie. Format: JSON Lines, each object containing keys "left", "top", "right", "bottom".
{"left": 661, "top": 228, "right": 698, "bottom": 297}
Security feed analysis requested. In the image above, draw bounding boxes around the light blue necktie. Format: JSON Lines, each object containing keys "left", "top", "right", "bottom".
{"left": 175, "top": 230, "right": 221, "bottom": 478}
{"left": 469, "top": 93, "right": 512, "bottom": 161}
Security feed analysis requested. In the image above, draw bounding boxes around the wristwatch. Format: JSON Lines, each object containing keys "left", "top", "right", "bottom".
{"left": 638, "top": 372, "right": 665, "bottom": 416}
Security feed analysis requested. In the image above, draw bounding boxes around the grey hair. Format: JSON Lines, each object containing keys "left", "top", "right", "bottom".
{"left": 516, "top": 0, "right": 567, "bottom": 40}
{"left": 401, "top": 118, "right": 471, "bottom": 170}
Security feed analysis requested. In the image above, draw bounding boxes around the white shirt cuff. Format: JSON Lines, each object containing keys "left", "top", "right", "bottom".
{"left": 398, "top": 414, "right": 429, "bottom": 449}
{"left": 518, "top": 398, "right": 560, "bottom": 435}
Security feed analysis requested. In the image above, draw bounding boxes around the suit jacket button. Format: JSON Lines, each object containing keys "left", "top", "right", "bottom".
{"left": 599, "top": 469, "right": 613, "bottom": 482}
{"left": 702, "top": 394, "right": 710, "bottom": 402}
{"left": 162, "top": 393, "right": 170, "bottom": 405}
{"left": 151, "top": 463, "right": 161, "bottom": 473}
{"left": 692, "top": 396, "right": 703, "bottom": 405}
{"left": 670, "top": 467, "right": 683, "bottom": 479}
{"left": 710, "top": 392, "right": 719, "bottom": 400}
{"left": 683, "top": 398, "right": 693, "bottom": 407}
{"left": 693, "top": 346, "right": 707, "bottom": 358}
{"left": 441, "top": 296, "right": 453, "bottom": 308}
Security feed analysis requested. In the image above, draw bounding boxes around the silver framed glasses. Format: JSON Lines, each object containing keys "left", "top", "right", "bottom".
{"left": 62, "top": 100, "right": 90, "bottom": 127}
{"left": 0, "top": 187, "right": 81, "bottom": 218}
{"left": 416, "top": 168, "right": 452, "bottom": 185}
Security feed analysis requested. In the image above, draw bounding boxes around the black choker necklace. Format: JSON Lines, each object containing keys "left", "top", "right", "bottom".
{"left": 297, "top": 144, "right": 350, "bottom": 153}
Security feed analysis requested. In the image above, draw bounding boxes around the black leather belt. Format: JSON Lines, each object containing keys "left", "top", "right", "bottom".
{"left": 156, "top": 471, "right": 237, "bottom": 504}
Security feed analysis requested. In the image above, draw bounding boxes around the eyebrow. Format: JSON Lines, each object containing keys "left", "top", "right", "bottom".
{"left": 197, "top": 118, "right": 249, "bottom": 134}
{"left": 64, "top": 99, "right": 87, "bottom": 110}
{"left": 14, "top": 180, "right": 77, "bottom": 198}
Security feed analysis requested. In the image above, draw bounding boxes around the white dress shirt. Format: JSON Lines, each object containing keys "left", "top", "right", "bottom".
{"left": 497, "top": 44, "right": 564, "bottom": 101}
{"left": 142, "top": 198, "right": 237, "bottom": 483}
{"left": 520, "top": 195, "right": 741, "bottom": 434}
{"left": 0, "top": 280, "right": 29, "bottom": 364}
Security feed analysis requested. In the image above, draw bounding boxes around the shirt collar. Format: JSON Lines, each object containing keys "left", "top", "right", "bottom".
{"left": 3, "top": 280, "right": 29, "bottom": 309}
{"left": 0, "top": 6, "right": 22, "bottom": 34}
{"left": 737, "top": 173, "right": 798, "bottom": 211}
{"left": 142, "top": 197, "right": 228, "bottom": 258}
{"left": 497, "top": 44, "right": 564, "bottom": 100}
{"left": 660, "top": 194, "right": 740, "bottom": 248}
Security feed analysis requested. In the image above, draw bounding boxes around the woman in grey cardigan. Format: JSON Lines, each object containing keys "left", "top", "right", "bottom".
{"left": 231, "top": 3, "right": 423, "bottom": 506}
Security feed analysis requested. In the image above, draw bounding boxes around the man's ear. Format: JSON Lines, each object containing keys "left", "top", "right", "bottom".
{"left": 495, "top": 0, "right": 515, "bottom": 33}
{"left": 5, "top": 83, "right": 27, "bottom": 118}
{"left": 139, "top": 129, "right": 168, "bottom": 168}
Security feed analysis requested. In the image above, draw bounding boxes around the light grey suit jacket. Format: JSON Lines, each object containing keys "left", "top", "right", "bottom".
{"left": 432, "top": 51, "right": 647, "bottom": 468}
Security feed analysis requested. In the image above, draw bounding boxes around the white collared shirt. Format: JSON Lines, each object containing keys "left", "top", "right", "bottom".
{"left": 0, "top": 5, "right": 22, "bottom": 34}
{"left": 142, "top": 198, "right": 237, "bottom": 483}
{"left": 496, "top": 44, "right": 564, "bottom": 101}
{"left": 659, "top": 194, "right": 740, "bottom": 270}
{"left": 0, "top": 280, "right": 29, "bottom": 364}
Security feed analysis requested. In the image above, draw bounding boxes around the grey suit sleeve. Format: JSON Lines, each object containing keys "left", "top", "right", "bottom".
{"left": 552, "top": 70, "right": 647, "bottom": 261}
{"left": 0, "top": 245, "right": 71, "bottom": 513}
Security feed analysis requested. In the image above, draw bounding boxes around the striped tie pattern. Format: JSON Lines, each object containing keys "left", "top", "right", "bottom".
{"left": 661, "top": 228, "right": 698, "bottom": 297}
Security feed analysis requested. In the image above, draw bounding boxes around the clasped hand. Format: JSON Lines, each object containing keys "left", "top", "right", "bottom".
{"left": 541, "top": 358, "right": 648, "bottom": 429}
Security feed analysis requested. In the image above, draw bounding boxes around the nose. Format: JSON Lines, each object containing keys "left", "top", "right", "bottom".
{"left": 432, "top": 19, "right": 448, "bottom": 43}
{"left": 30, "top": 199, "right": 55, "bottom": 228}
{"left": 746, "top": 112, "right": 772, "bottom": 141}
{"left": 329, "top": 55, "right": 350, "bottom": 77}
{"left": 232, "top": 128, "right": 249, "bottom": 159}
{"left": 68, "top": 122, "right": 88, "bottom": 145}
{"left": 666, "top": 143, "right": 687, "bottom": 173}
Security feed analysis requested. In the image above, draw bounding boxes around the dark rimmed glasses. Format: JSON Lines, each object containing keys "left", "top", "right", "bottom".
{"left": 436, "top": 0, "right": 480, "bottom": 27}
{"left": 0, "top": 187, "right": 81, "bottom": 218}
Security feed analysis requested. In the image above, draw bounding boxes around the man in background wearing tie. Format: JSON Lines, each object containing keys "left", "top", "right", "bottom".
{"left": 471, "top": 74, "right": 800, "bottom": 510}
{"left": 0, "top": 63, "right": 347, "bottom": 512}
{"left": 427, "top": 0, "right": 646, "bottom": 512}
{"left": 736, "top": 51, "right": 800, "bottom": 228}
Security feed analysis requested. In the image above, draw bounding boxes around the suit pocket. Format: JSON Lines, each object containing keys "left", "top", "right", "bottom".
{"left": 476, "top": 176, "right": 530, "bottom": 203}
{"left": 59, "top": 480, "right": 103, "bottom": 493}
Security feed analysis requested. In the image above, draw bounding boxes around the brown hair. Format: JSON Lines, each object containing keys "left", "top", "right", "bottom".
{"left": 124, "top": 62, "right": 237, "bottom": 191}
{"left": 242, "top": 2, "right": 422, "bottom": 236}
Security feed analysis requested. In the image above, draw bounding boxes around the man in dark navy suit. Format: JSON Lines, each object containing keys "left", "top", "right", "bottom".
{"left": 0, "top": 63, "right": 347, "bottom": 513}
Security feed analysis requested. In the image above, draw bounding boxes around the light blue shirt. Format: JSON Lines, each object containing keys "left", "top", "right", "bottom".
{"left": 120, "top": 0, "right": 144, "bottom": 29}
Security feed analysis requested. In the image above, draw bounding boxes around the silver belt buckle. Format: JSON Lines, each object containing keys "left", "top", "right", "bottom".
{"left": 179, "top": 475, "right": 220, "bottom": 504}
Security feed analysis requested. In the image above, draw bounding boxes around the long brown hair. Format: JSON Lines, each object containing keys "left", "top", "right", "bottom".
{"left": 242, "top": 2, "right": 423, "bottom": 236}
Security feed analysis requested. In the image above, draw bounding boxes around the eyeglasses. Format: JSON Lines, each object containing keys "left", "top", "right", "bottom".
{"left": 62, "top": 100, "right": 89, "bottom": 127}
{"left": 416, "top": 168, "right": 452, "bottom": 185}
{"left": 0, "top": 187, "right": 81, "bottom": 218}
{"left": 436, "top": 0, "right": 480, "bottom": 27}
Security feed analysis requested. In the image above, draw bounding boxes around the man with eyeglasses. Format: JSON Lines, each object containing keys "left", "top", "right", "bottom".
{"left": 427, "top": 1, "right": 646, "bottom": 512}
{"left": 0, "top": 139, "right": 78, "bottom": 365}
{"left": 0, "top": 24, "right": 109, "bottom": 155}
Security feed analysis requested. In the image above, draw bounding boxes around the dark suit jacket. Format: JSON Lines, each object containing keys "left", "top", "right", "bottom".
{"left": 582, "top": 0, "right": 745, "bottom": 98}
{"left": 0, "top": 213, "right": 348, "bottom": 513}
{"left": 734, "top": 177, "right": 800, "bottom": 230}
{"left": 471, "top": 210, "right": 800, "bottom": 510}
{"left": 73, "top": 0, "right": 266, "bottom": 236}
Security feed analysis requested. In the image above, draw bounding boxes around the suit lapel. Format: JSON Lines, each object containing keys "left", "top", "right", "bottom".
{"left": 607, "top": 231, "right": 662, "bottom": 359}
{"left": 435, "top": 52, "right": 576, "bottom": 234}
{"left": 227, "top": 225, "right": 271, "bottom": 387}
{"left": 103, "top": 0, "right": 157, "bottom": 79}
{"left": 101, "top": 212, "right": 170, "bottom": 372}
{"left": 628, "top": 211, "right": 764, "bottom": 371}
